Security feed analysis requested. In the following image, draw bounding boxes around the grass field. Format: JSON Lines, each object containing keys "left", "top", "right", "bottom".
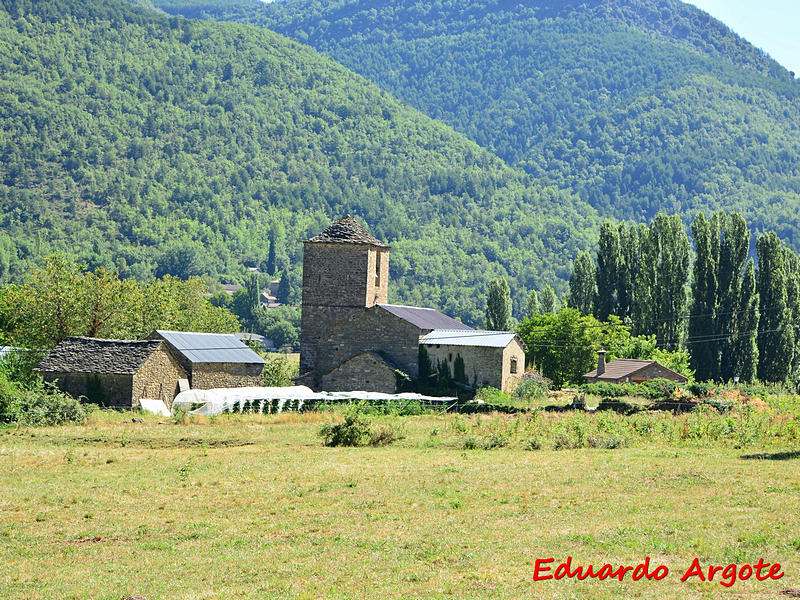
{"left": 1, "top": 410, "right": 799, "bottom": 599}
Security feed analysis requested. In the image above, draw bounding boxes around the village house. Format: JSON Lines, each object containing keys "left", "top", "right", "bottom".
{"left": 299, "top": 216, "right": 524, "bottom": 393}
{"left": 583, "top": 351, "right": 688, "bottom": 384}
{"left": 148, "top": 330, "right": 266, "bottom": 389}
{"left": 36, "top": 337, "right": 187, "bottom": 409}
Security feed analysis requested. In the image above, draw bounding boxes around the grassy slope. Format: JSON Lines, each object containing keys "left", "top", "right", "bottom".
{"left": 0, "top": 0, "right": 597, "bottom": 323}
{"left": 155, "top": 0, "right": 800, "bottom": 243}
{"left": 0, "top": 412, "right": 798, "bottom": 599}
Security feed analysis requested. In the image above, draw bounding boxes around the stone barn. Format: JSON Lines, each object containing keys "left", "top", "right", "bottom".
{"left": 421, "top": 330, "right": 526, "bottom": 391}
{"left": 36, "top": 337, "right": 187, "bottom": 409}
{"left": 583, "top": 351, "right": 688, "bottom": 384}
{"left": 299, "top": 216, "right": 523, "bottom": 393}
{"left": 149, "top": 330, "right": 266, "bottom": 389}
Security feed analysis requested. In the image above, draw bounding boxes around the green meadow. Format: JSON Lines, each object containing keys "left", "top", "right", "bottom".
{"left": 1, "top": 407, "right": 798, "bottom": 599}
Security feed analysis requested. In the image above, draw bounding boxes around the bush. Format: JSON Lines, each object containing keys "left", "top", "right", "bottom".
{"left": 514, "top": 370, "right": 551, "bottom": 400}
{"left": 581, "top": 381, "right": 638, "bottom": 398}
{"left": 263, "top": 354, "right": 297, "bottom": 387}
{"left": 319, "top": 413, "right": 372, "bottom": 447}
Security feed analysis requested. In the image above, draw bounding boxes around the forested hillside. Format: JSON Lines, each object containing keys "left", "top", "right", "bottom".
{"left": 157, "top": 0, "right": 800, "bottom": 245}
{"left": 0, "top": 0, "right": 599, "bottom": 325}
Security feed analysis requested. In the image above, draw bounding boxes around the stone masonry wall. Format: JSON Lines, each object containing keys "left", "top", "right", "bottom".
{"left": 315, "top": 306, "right": 421, "bottom": 384}
{"left": 424, "top": 338, "right": 526, "bottom": 393}
{"left": 43, "top": 372, "right": 134, "bottom": 408}
{"left": 300, "top": 242, "right": 389, "bottom": 374}
{"left": 629, "top": 363, "right": 686, "bottom": 383}
{"left": 190, "top": 362, "right": 264, "bottom": 389}
{"left": 320, "top": 352, "right": 397, "bottom": 393}
{"left": 132, "top": 345, "right": 187, "bottom": 409}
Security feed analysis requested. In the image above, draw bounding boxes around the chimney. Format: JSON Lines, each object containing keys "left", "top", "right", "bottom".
{"left": 597, "top": 350, "right": 606, "bottom": 376}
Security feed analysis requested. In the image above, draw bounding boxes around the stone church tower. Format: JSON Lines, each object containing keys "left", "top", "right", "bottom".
{"left": 300, "top": 216, "right": 389, "bottom": 375}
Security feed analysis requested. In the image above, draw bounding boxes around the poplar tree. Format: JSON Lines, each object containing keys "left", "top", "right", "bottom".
{"left": 525, "top": 289, "right": 540, "bottom": 317}
{"left": 732, "top": 259, "right": 759, "bottom": 382}
{"left": 756, "top": 232, "right": 794, "bottom": 382}
{"left": 485, "top": 277, "right": 512, "bottom": 331}
{"left": 632, "top": 214, "right": 689, "bottom": 346}
{"left": 716, "top": 213, "right": 749, "bottom": 380}
{"left": 595, "top": 222, "right": 621, "bottom": 321}
{"left": 567, "top": 251, "right": 596, "bottom": 316}
{"left": 617, "top": 223, "right": 641, "bottom": 321}
{"left": 540, "top": 285, "right": 558, "bottom": 314}
{"left": 689, "top": 213, "right": 718, "bottom": 381}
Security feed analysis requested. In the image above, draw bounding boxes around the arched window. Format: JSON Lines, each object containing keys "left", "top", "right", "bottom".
{"left": 510, "top": 357, "right": 518, "bottom": 374}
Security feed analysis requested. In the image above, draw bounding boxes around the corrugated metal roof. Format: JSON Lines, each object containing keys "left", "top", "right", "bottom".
{"left": 583, "top": 358, "right": 655, "bottom": 380}
{"left": 154, "top": 330, "right": 266, "bottom": 365}
{"left": 377, "top": 304, "right": 473, "bottom": 331}
{"left": 421, "top": 329, "right": 518, "bottom": 348}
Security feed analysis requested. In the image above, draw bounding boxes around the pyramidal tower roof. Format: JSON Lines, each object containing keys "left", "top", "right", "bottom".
{"left": 304, "top": 215, "right": 389, "bottom": 248}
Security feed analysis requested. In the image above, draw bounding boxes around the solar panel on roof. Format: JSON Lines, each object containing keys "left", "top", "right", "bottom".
{"left": 154, "top": 330, "right": 266, "bottom": 365}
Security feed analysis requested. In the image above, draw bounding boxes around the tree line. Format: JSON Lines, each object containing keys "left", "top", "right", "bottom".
{"left": 558, "top": 212, "right": 800, "bottom": 384}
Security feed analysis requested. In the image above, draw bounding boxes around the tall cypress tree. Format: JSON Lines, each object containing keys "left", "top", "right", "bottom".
{"left": 617, "top": 222, "right": 641, "bottom": 321}
{"left": 689, "top": 213, "right": 718, "bottom": 381}
{"left": 567, "top": 251, "right": 596, "bottom": 316}
{"left": 595, "top": 222, "right": 621, "bottom": 321}
{"left": 756, "top": 232, "right": 794, "bottom": 382}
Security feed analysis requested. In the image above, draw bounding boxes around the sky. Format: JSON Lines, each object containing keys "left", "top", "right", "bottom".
{"left": 685, "top": 0, "right": 800, "bottom": 75}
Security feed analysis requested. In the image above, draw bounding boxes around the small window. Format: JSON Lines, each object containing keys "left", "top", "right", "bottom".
{"left": 375, "top": 254, "right": 381, "bottom": 287}
{"left": 510, "top": 357, "right": 518, "bottom": 374}
{"left": 448, "top": 353, "right": 453, "bottom": 362}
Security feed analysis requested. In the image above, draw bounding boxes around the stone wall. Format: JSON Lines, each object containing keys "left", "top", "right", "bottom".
{"left": 190, "top": 362, "right": 264, "bottom": 389}
{"left": 43, "top": 372, "right": 134, "bottom": 408}
{"left": 132, "top": 345, "right": 187, "bottom": 408}
{"left": 300, "top": 241, "right": 389, "bottom": 374}
{"left": 424, "top": 338, "right": 526, "bottom": 393}
{"left": 629, "top": 363, "right": 686, "bottom": 383}
{"left": 320, "top": 352, "right": 397, "bottom": 393}
{"left": 315, "top": 306, "right": 421, "bottom": 385}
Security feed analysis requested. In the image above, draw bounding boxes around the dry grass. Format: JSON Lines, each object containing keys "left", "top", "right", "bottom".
{"left": 0, "top": 412, "right": 798, "bottom": 599}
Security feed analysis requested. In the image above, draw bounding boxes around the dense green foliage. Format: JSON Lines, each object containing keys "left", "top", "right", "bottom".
{"left": 563, "top": 211, "right": 800, "bottom": 384}
{"left": 0, "top": 255, "right": 238, "bottom": 348}
{"left": 159, "top": 0, "right": 800, "bottom": 249}
{"left": 517, "top": 309, "right": 691, "bottom": 387}
{"left": 0, "top": 0, "right": 599, "bottom": 326}
{"left": 484, "top": 277, "right": 512, "bottom": 331}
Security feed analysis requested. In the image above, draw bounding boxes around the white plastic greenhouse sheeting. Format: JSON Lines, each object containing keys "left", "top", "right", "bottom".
{"left": 171, "top": 386, "right": 457, "bottom": 416}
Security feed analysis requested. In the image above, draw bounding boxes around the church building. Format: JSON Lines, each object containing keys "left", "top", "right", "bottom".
{"left": 298, "top": 216, "right": 525, "bottom": 393}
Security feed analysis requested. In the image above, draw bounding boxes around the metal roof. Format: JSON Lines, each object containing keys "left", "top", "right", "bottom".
{"left": 153, "top": 330, "right": 266, "bottom": 365}
{"left": 377, "top": 304, "right": 473, "bottom": 331}
{"left": 421, "top": 329, "right": 518, "bottom": 348}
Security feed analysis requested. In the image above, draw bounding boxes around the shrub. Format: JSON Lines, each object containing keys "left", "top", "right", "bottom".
{"left": 514, "top": 370, "right": 551, "bottom": 400}
{"left": 319, "top": 414, "right": 371, "bottom": 447}
{"left": 368, "top": 424, "right": 405, "bottom": 446}
{"left": 263, "top": 354, "right": 296, "bottom": 387}
{"left": 581, "top": 382, "right": 638, "bottom": 398}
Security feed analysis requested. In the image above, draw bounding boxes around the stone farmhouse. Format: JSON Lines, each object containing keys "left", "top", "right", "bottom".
{"left": 148, "top": 330, "right": 266, "bottom": 389}
{"left": 36, "top": 337, "right": 187, "bottom": 409}
{"left": 37, "top": 330, "right": 267, "bottom": 409}
{"left": 299, "top": 216, "right": 525, "bottom": 393}
{"left": 583, "top": 351, "right": 688, "bottom": 384}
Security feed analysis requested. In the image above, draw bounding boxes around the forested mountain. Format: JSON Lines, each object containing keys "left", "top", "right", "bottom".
{"left": 0, "top": 0, "right": 600, "bottom": 325}
{"left": 155, "top": 0, "right": 800, "bottom": 247}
